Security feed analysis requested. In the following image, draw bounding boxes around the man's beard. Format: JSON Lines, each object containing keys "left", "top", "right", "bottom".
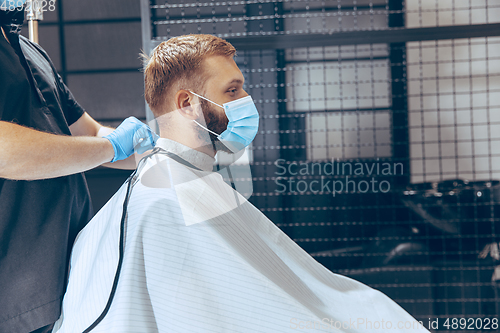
{"left": 198, "top": 99, "right": 232, "bottom": 153}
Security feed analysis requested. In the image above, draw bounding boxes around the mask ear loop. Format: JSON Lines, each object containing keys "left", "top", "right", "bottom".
{"left": 189, "top": 90, "right": 224, "bottom": 137}
{"left": 189, "top": 90, "right": 224, "bottom": 109}
{"left": 193, "top": 120, "right": 220, "bottom": 137}
{"left": 188, "top": 92, "right": 241, "bottom": 203}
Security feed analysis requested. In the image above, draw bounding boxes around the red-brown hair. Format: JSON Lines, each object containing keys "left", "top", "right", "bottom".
{"left": 142, "top": 34, "right": 236, "bottom": 117}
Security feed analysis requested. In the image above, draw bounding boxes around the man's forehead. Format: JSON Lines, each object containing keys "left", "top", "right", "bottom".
{"left": 203, "top": 55, "right": 244, "bottom": 84}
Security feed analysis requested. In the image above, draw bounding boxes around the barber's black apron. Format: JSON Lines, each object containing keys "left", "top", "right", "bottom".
{"left": 0, "top": 15, "right": 93, "bottom": 333}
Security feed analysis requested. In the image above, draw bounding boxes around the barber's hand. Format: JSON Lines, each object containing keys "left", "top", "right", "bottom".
{"left": 104, "top": 117, "right": 159, "bottom": 162}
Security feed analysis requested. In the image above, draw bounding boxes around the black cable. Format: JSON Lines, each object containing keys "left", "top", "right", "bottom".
{"left": 80, "top": 146, "right": 245, "bottom": 332}
{"left": 82, "top": 168, "right": 136, "bottom": 333}
{"left": 81, "top": 148, "right": 203, "bottom": 332}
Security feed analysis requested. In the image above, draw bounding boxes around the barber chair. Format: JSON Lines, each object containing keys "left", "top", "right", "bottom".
{"left": 402, "top": 179, "right": 500, "bottom": 262}
{"left": 312, "top": 179, "right": 500, "bottom": 270}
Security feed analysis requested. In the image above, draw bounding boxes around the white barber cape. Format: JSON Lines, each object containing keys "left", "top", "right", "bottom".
{"left": 53, "top": 138, "right": 428, "bottom": 333}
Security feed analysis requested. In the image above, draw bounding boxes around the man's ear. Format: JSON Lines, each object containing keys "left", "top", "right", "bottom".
{"left": 174, "top": 90, "right": 200, "bottom": 120}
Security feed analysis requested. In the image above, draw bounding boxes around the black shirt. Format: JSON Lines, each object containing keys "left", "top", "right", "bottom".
{"left": 0, "top": 33, "right": 93, "bottom": 332}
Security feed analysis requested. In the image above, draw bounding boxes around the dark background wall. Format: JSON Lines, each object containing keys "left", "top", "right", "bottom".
{"left": 21, "top": 0, "right": 146, "bottom": 212}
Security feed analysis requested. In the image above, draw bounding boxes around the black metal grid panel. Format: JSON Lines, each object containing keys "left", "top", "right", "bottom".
{"left": 21, "top": 0, "right": 149, "bottom": 213}
{"left": 29, "top": 0, "right": 145, "bottom": 128}
{"left": 143, "top": 0, "right": 500, "bottom": 330}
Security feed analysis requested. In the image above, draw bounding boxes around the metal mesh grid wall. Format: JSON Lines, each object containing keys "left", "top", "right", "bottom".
{"left": 142, "top": 0, "right": 500, "bottom": 329}
{"left": 30, "top": 0, "right": 149, "bottom": 213}
{"left": 31, "top": 0, "right": 146, "bottom": 128}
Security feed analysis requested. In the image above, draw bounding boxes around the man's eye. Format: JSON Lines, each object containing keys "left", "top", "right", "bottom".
{"left": 227, "top": 88, "right": 237, "bottom": 94}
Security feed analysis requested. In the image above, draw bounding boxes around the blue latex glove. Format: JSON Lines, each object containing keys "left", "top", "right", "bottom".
{"left": 104, "top": 117, "right": 159, "bottom": 163}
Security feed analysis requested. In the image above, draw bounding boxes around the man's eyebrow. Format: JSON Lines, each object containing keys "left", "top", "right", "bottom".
{"left": 227, "top": 79, "right": 243, "bottom": 85}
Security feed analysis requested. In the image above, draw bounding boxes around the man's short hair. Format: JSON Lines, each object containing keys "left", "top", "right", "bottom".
{"left": 142, "top": 34, "right": 236, "bottom": 117}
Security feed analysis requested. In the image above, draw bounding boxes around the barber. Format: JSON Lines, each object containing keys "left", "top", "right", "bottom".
{"left": 0, "top": 2, "right": 156, "bottom": 332}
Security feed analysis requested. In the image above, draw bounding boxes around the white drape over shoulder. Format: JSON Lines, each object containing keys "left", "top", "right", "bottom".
{"left": 52, "top": 139, "right": 429, "bottom": 333}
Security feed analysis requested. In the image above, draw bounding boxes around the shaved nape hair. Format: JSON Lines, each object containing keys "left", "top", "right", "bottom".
{"left": 141, "top": 34, "right": 236, "bottom": 118}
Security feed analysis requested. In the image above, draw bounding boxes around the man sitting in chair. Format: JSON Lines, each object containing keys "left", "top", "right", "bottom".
{"left": 52, "top": 34, "right": 429, "bottom": 333}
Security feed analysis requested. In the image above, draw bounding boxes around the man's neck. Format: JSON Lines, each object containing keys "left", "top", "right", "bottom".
{"left": 155, "top": 137, "right": 216, "bottom": 172}
{"left": 159, "top": 121, "right": 217, "bottom": 158}
{"left": 159, "top": 132, "right": 216, "bottom": 158}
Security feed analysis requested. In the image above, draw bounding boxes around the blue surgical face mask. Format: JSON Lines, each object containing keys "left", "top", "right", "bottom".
{"left": 190, "top": 91, "right": 259, "bottom": 154}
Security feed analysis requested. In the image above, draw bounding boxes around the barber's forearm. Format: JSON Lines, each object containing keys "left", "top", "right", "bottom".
{"left": 0, "top": 121, "right": 114, "bottom": 180}
{"left": 100, "top": 153, "right": 145, "bottom": 170}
